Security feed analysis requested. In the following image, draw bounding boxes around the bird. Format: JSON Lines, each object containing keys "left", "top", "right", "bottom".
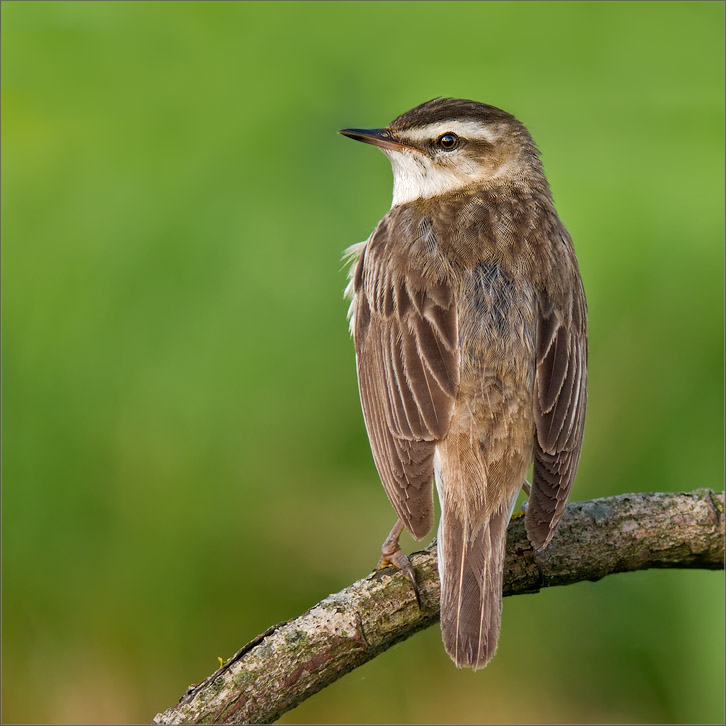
{"left": 339, "top": 98, "right": 587, "bottom": 670}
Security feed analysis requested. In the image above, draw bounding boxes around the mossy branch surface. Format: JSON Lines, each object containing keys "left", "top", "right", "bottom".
{"left": 153, "top": 488, "right": 724, "bottom": 725}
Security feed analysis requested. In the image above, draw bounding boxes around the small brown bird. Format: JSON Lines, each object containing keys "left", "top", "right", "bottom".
{"left": 340, "top": 98, "right": 587, "bottom": 670}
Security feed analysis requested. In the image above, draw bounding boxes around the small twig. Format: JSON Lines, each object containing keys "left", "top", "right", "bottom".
{"left": 153, "top": 488, "right": 724, "bottom": 725}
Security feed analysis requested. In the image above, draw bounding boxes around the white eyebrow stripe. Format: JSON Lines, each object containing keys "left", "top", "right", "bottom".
{"left": 397, "top": 119, "right": 499, "bottom": 145}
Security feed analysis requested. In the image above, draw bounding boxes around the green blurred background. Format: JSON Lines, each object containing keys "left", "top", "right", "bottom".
{"left": 2, "top": 2, "right": 723, "bottom": 723}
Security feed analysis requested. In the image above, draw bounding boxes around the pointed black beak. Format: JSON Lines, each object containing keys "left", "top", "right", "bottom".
{"left": 338, "top": 127, "right": 415, "bottom": 152}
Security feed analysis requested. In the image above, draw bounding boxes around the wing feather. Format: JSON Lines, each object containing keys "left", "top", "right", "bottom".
{"left": 351, "top": 228, "right": 459, "bottom": 539}
{"left": 527, "top": 282, "right": 587, "bottom": 550}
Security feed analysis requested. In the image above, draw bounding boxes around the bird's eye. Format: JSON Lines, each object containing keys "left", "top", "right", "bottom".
{"left": 437, "top": 133, "right": 459, "bottom": 151}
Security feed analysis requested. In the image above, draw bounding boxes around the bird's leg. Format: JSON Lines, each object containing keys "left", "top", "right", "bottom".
{"left": 377, "top": 518, "right": 420, "bottom": 606}
{"left": 511, "top": 479, "right": 532, "bottom": 520}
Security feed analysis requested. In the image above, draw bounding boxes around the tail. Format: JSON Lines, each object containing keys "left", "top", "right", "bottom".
{"left": 438, "top": 503, "right": 510, "bottom": 670}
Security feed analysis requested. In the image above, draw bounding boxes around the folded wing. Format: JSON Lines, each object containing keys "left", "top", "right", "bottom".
{"left": 352, "top": 241, "right": 459, "bottom": 539}
{"left": 528, "top": 283, "right": 587, "bottom": 549}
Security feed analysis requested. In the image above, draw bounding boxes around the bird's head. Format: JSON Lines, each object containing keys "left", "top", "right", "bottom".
{"left": 340, "top": 97, "right": 544, "bottom": 207}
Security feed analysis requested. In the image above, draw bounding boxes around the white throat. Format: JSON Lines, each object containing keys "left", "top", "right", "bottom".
{"left": 386, "top": 149, "right": 476, "bottom": 207}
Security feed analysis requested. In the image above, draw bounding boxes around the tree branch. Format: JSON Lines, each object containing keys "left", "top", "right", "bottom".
{"left": 153, "top": 488, "right": 724, "bottom": 725}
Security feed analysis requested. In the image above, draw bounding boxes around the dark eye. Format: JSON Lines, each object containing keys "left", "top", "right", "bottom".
{"left": 437, "top": 133, "right": 459, "bottom": 151}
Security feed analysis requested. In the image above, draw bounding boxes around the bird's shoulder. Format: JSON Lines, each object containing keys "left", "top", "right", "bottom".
{"left": 350, "top": 183, "right": 580, "bottom": 301}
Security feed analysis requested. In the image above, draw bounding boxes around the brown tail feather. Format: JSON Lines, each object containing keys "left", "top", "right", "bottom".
{"left": 438, "top": 503, "right": 510, "bottom": 670}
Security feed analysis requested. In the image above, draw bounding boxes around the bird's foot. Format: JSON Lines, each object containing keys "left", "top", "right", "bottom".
{"left": 377, "top": 519, "right": 421, "bottom": 607}
{"left": 510, "top": 480, "right": 532, "bottom": 520}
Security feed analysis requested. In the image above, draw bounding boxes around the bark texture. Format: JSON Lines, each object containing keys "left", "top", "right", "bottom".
{"left": 154, "top": 488, "right": 724, "bottom": 725}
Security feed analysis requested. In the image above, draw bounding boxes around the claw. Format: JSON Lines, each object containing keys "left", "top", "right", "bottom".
{"left": 378, "top": 548, "right": 421, "bottom": 607}
{"left": 377, "top": 519, "right": 421, "bottom": 607}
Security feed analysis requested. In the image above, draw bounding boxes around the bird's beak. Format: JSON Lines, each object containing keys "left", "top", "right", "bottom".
{"left": 338, "top": 127, "right": 416, "bottom": 152}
